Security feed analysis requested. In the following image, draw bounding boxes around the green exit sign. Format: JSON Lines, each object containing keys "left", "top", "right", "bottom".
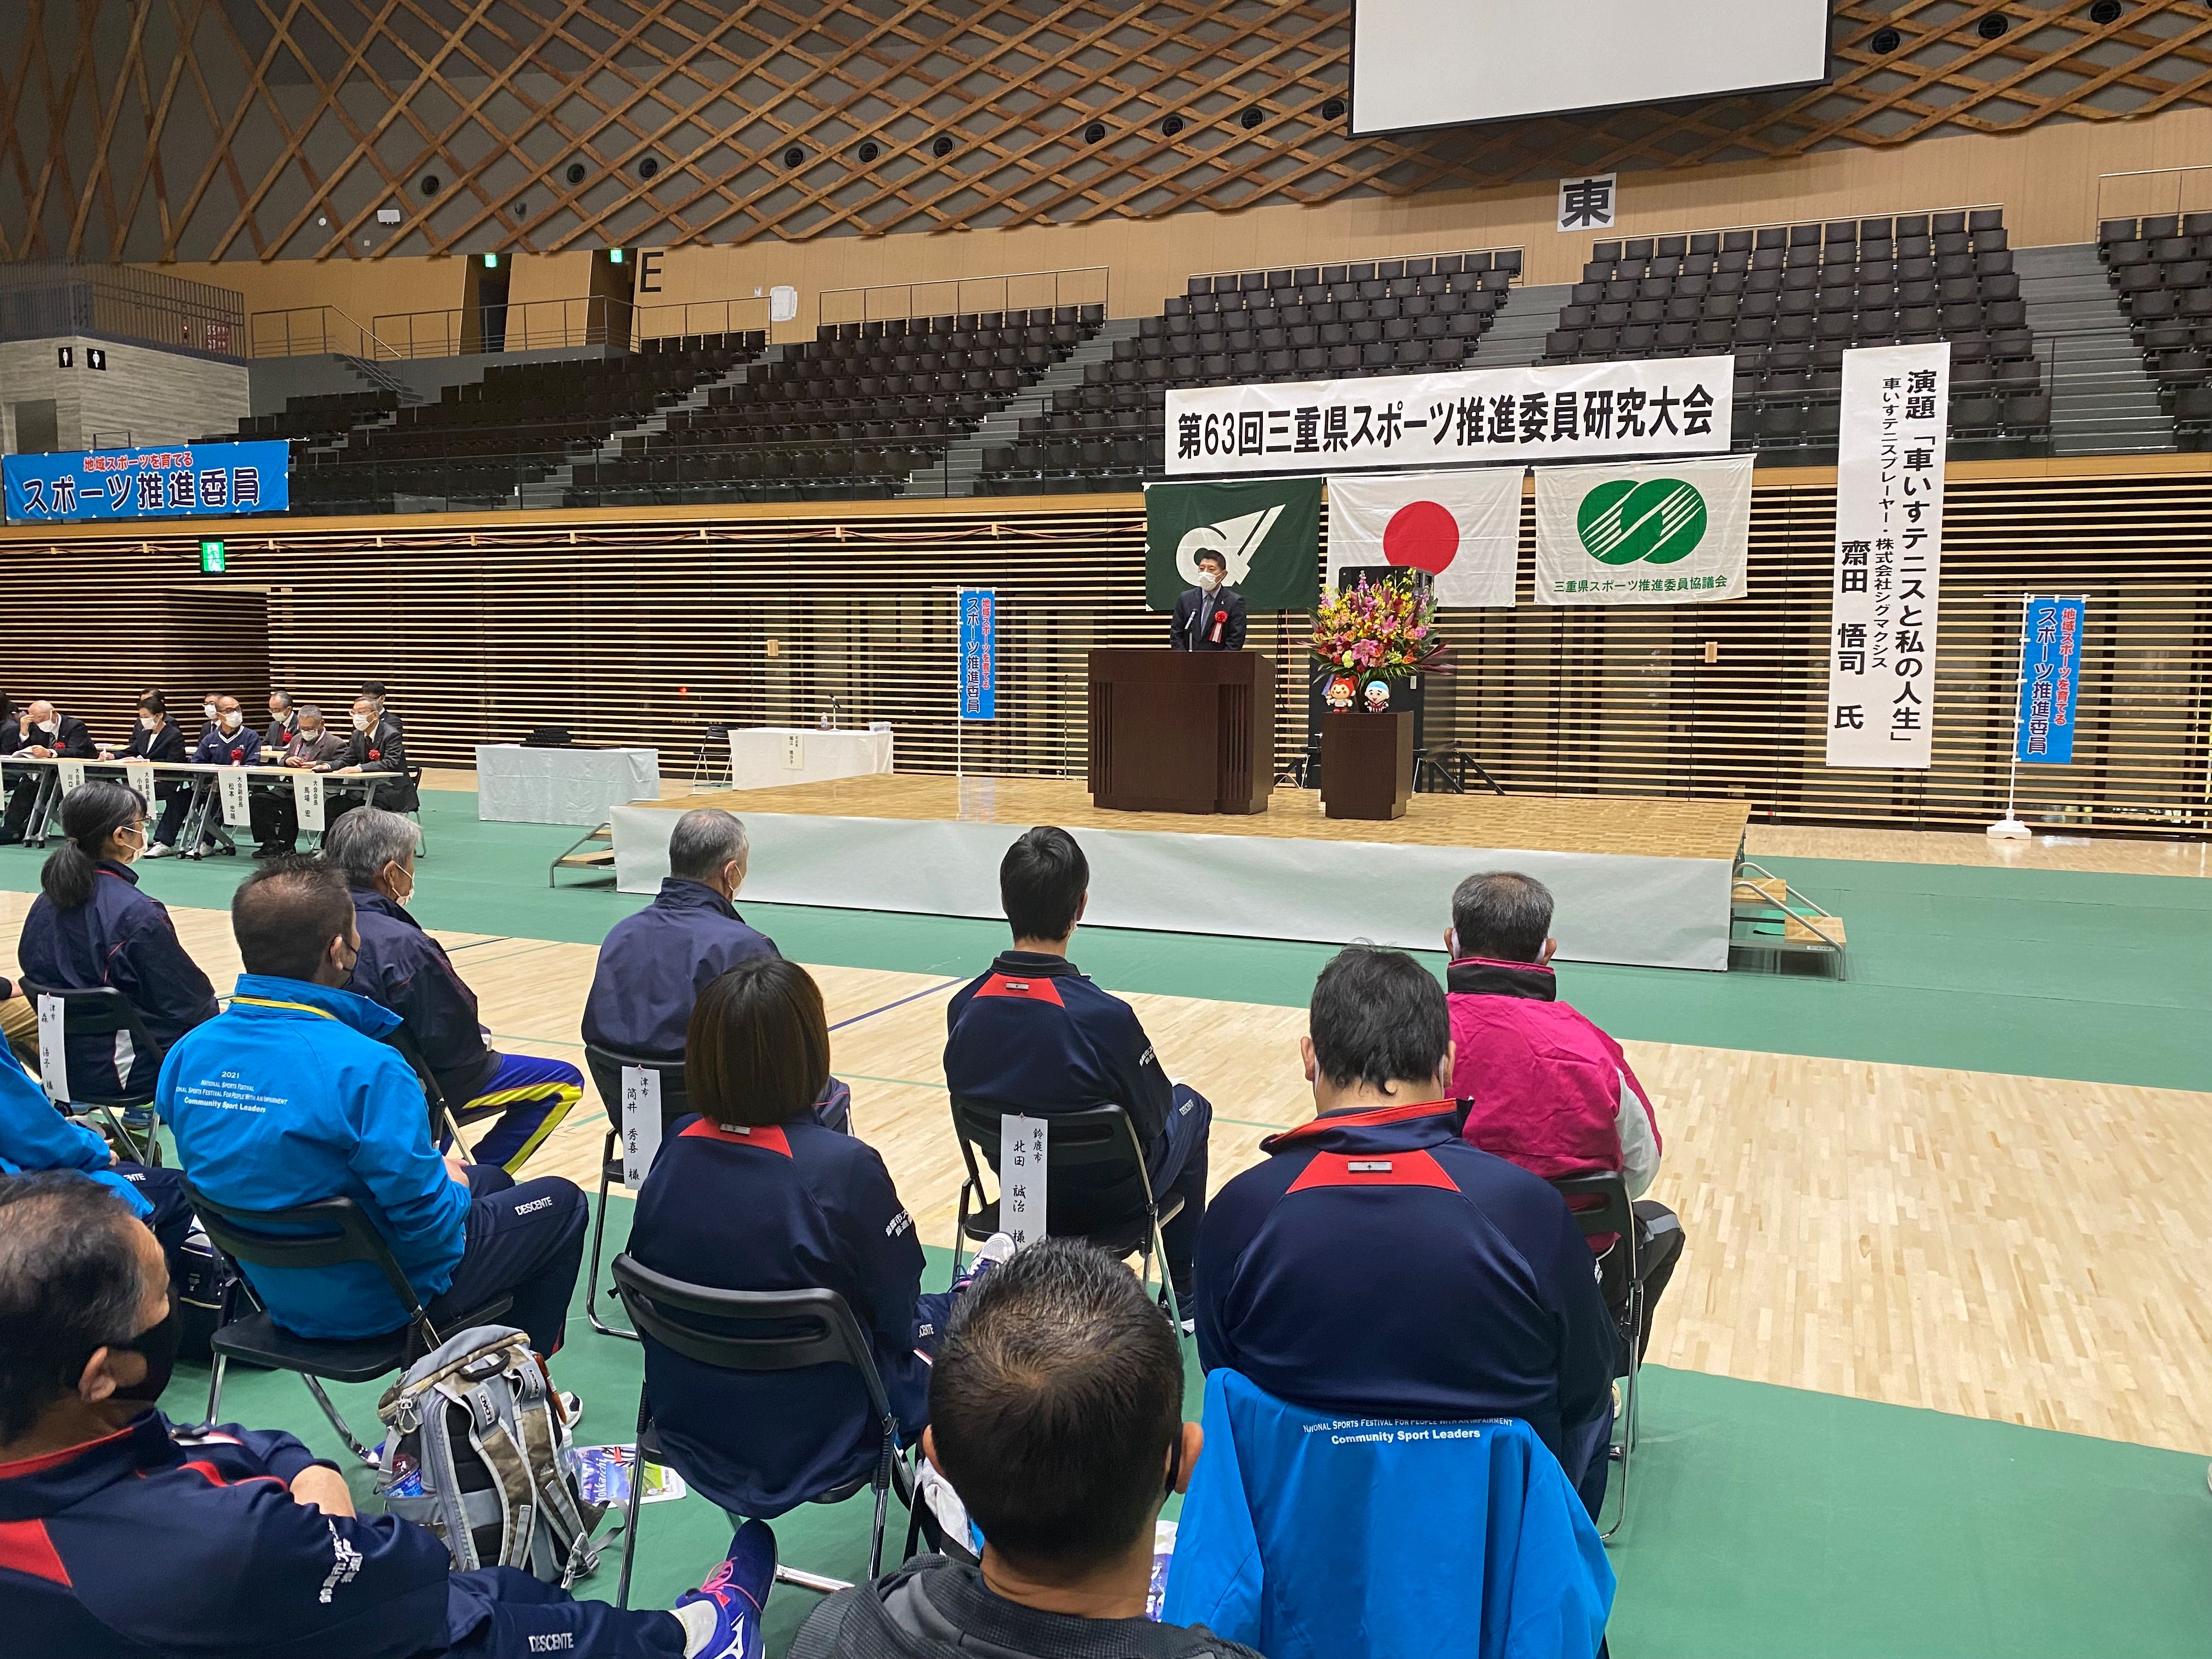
{"left": 199, "top": 539, "right": 226, "bottom": 574}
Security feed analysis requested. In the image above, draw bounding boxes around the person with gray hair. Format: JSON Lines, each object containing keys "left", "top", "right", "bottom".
{"left": 249, "top": 700, "right": 345, "bottom": 857}
{"left": 1443, "top": 870, "right": 1684, "bottom": 1364}
{"left": 582, "top": 808, "right": 850, "bottom": 1126}
{"left": 326, "top": 806, "right": 584, "bottom": 1172}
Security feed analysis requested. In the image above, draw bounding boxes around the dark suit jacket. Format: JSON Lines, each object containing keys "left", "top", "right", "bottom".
{"left": 12, "top": 714, "right": 95, "bottom": 758}
{"left": 116, "top": 721, "right": 186, "bottom": 763}
{"left": 1169, "top": 584, "right": 1248, "bottom": 651}
{"left": 336, "top": 721, "right": 417, "bottom": 812}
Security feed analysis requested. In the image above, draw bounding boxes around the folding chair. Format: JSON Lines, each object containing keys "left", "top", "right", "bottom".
{"left": 187, "top": 1184, "right": 513, "bottom": 1464}
{"left": 946, "top": 1098, "right": 1184, "bottom": 1331}
{"left": 581, "top": 1043, "right": 691, "bottom": 1340}
{"left": 19, "top": 978, "right": 164, "bottom": 1165}
{"left": 1550, "top": 1171, "right": 1645, "bottom": 1539}
{"left": 387, "top": 1023, "right": 470, "bottom": 1153}
{"left": 609, "top": 1258, "right": 912, "bottom": 1604}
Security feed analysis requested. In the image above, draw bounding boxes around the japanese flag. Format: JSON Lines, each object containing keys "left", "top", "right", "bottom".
{"left": 1326, "top": 467, "right": 1522, "bottom": 607}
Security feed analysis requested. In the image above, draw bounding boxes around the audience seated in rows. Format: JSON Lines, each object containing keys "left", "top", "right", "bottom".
{"left": 17, "top": 782, "right": 217, "bottom": 1099}
{"left": 794, "top": 1237, "right": 1259, "bottom": 1659}
{"left": 1, "top": 700, "right": 96, "bottom": 843}
{"left": 156, "top": 858, "right": 588, "bottom": 1362}
{"left": 0, "top": 1172, "right": 771, "bottom": 1659}
{"left": 327, "top": 806, "right": 583, "bottom": 1171}
{"left": 253, "top": 700, "right": 347, "bottom": 856}
{"left": 629, "top": 952, "right": 1008, "bottom": 1518}
{"left": 941, "top": 827, "right": 1212, "bottom": 1311}
{"left": 1194, "top": 944, "right": 1618, "bottom": 1517}
{"left": 0, "top": 1041, "right": 191, "bottom": 1277}
{"left": 1446, "top": 871, "right": 1685, "bottom": 1357}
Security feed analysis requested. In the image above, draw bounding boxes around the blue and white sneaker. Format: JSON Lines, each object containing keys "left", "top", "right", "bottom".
{"left": 674, "top": 1519, "right": 774, "bottom": 1659}
{"left": 953, "top": 1231, "right": 1018, "bottom": 1293}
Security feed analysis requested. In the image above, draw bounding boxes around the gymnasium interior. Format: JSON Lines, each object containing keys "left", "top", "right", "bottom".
{"left": 1, "top": 3, "right": 2209, "bottom": 1655}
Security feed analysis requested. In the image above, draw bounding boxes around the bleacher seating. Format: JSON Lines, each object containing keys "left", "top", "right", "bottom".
{"left": 1539, "top": 208, "right": 2051, "bottom": 452}
{"left": 233, "top": 388, "right": 399, "bottom": 443}
{"left": 2097, "top": 210, "right": 2212, "bottom": 444}
{"left": 975, "top": 250, "right": 1522, "bottom": 495}
{"left": 289, "top": 331, "right": 766, "bottom": 512}
{"left": 568, "top": 304, "right": 1106, "bottom": 505}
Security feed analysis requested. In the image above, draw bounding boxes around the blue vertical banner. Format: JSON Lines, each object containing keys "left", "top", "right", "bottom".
{"left": 959, "top": 588, "right": 997, "bottom": 720}
{"left": 2016, "top": 596, "right": 2086, "bottom": 764}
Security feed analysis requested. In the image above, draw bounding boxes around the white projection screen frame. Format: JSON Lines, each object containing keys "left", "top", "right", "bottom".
{"left": 1348, "top": 1, "right": 1832, "bottom": 137}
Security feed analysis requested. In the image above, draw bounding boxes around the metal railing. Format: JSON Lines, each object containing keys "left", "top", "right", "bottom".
{"left": 1574, "top": 205, "right": 2005, "bottom": 258}
{"left": 1191, "top": 245, "right": 1524, "bottom": 288}
{"left": 636, "top": 297, "right": 774, "bottom": 343}
{"left": 370, "top": 297, "right": 640, "bottom": 359}
{"left": 2096, "top": 166, "right": 2212, "bottom": 229}
{"left": 249, "top": 304, "right": 405, "bottom": 361}
{"left": 817, "top": 265, "right": 1108, "bottom": 329}
{"left": 0, "top": 260, "right": 246, "bottom": 358}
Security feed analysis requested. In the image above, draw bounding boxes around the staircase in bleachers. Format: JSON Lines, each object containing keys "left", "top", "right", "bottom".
{"left": 975, "top": 248, "right": 1524, "bottom": 495}
{"left": 2015, "top": 244, "right": 2175, "bottom": 455}
{"left": 2095, "top": 211, "right": 2212, "bottom": 446}
{"left": 1542, "top": 207, "right": 2050, "bottom": 455}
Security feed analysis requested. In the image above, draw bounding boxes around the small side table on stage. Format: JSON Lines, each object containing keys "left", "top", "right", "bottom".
{"left": 1087, "top": 648, "right": 1274, "bottom": 815}
{"left": 1319, "top": 711, "right": 1415, "bottom": 821}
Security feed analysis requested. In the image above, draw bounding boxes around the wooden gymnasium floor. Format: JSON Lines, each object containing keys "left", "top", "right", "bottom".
{"left": 6, "top": 880, "right": 2206, "bottom": 1460}
{"left": 638, "top": 774, "right": 1753, "bottom": 862}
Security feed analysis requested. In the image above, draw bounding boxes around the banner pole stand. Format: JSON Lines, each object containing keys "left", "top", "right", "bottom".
{"left": 1988, "top": 591, "right": 2032, "bottom": 840}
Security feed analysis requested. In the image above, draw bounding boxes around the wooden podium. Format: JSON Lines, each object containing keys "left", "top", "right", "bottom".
{"left": 1087, "top": 649, "right": 1273, "bottom": 815}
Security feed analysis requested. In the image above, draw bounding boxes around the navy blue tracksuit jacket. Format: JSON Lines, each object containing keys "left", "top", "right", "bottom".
{"left": 581, "top": 877, "right": 780, "bottom": 1060}
{"left": 16, "top": 860, "right": 218, "bottom": 1098}
{"left": 346, "top": 885, "right": 503, "bottom": 1103}
{"left": 1194, "top": 1100, "right": 1616, "bottom": 1468}
{"left": 0, "top": 1411, "right": 683, "bottom": 1658}
{"left": 628, "top": 1113, "right": 932, "bottom": 1517}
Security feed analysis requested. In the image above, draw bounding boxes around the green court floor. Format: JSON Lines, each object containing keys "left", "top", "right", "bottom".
{"left": 8, "top": 791, "right": 2209, "bottom": 1654}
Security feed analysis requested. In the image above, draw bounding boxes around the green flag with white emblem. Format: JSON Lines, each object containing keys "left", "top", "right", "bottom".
{"left": 1144, "top": 476, "right": 1322, "bottom": 611}
{"left": 1533, "top": 454, "right": 1752, "bottom": 605}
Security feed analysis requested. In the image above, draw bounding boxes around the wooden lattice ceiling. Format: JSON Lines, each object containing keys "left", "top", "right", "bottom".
{"left": 6, "top": 1, "right": 2212, "bottom": 263}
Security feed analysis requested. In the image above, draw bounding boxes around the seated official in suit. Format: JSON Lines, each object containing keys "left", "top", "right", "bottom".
{"left": 16, "top": 781, "right": 217, "bottom": 1102}
{"left": 159, "top": 858, "right": 589, "bottom": 1362}
{"left": 101, "top": 693, "right": 191, "bottom": 857}
{"left": 1169, "top": 549, "right": 1246, "bottom": 652}
{"left": 1194, "top": 945, "right": 1618, "bottom": 1520}
{"left": 628, "top": 955, "right": 1010, "bottom": 1519}
{"left": 941, "top": 826, "right": 1211, "bottom": 1313}
{"left": 0, "top": 1042, "right": 193, "bottom": 1278}
{"left": 328, "top": 693, "right": 415, "bottom": 824}
{"left": 325, "top": 807, "right": 582, "bottom": 1173}
{"left": 1445, "top": 870, "right": 1685, "bottom": 1362}
{"left": 249, "top": 702, "right": 346, "bottom": 858}
{"left": 0, "top": 1172, "right": 772, "bottom": 1659}
{"left": 791, "top": 1239, "right": 1254, "bottom": 1659}
{"left": 360, "top": 679, "right": 404, "bottom": 731}
{"left": 2, "top": 699, "right": 98, "bottom": 843}
{"left": 262, "top": 689, "right": 298, "bottom": 752}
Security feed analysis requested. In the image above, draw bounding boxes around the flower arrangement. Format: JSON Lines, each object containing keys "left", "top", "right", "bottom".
{"left": 1310, "top": 574, "right": 1446, "bottom": 685}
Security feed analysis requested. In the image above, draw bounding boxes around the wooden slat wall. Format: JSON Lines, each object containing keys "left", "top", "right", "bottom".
{"left": 2, "top": 473, "right": 2207, "bottom": 836}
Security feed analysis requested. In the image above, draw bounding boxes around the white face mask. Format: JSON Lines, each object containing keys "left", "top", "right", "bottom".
{"left": 1198, "top": 569, "right": 1221, "bottom": 592}
{"left": 352, "top": 713, "right": 371, "bottom": 732}
{"left": 202, "top": 703, "right": 218, "bottom": 721}
{"left": 36, "top": 719, "right": 57, "bottom": 736}
{"left": 298, "top": 726, "right": 320, "bottom": 744}
{"left": 390, "top": 865, "right": 415, "bottom": 905}
{"left": 220, "top": 712, "right": 242, "bottom": 731}
{"left": 139, "top": 714, "right": 160, "bottom": 731}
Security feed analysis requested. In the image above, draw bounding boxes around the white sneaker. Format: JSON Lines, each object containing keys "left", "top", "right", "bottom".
{"left": 143, "top": 842, "right": 172, "bottom": 858}
{"left": 955, "top": 1232, "right": 1018, "bottom": 1291}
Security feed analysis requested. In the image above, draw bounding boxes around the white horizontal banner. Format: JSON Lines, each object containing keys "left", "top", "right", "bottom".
{"left": 1533, "top": 454, "right": 1753, "bottom": 606}
{"left": 1166, "top": 356, "right": 1734, "bottom": 477}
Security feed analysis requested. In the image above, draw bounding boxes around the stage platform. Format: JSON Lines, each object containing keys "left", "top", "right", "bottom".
{"left": 611, "top": 776, "right": 1750, "bottom": 970}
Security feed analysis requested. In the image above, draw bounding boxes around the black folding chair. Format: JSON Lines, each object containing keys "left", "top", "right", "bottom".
{"left": 386, "top": 1023, "right": 470, "bottom": 1154}
{"left": 1551, "top": 1171, "right": 1645, "bottom": 1539}
{"left": 186, "top": 1184, "right": 512, "bottom": 1465}
{"left": 582, "top": 1043, "right": 691, "bottom": 1340}
{"left": 18, "top": 978, "right": 164, "bottom": 1165}
{"left": 609, "top": 1256, "right": 912, "bottom": 1605}
{"left": 947, "top": 1098, "right": 1184, "bottom": 1331}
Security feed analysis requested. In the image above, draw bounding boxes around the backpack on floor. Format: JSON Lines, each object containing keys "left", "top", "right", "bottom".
{"left": 374, "top": 1325, "right": 605, "bottom": 1586}
{"left": 173, "top": 1220, "right": 239, "bottom": 1365}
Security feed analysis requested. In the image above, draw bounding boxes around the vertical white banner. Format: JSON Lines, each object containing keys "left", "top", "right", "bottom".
{"left": 124, "top": 761, "right": 155, "bottom": 804}
{"left": 998, "top": 1114, "right": 1048, "bottom": 1248}
{"left": 217, "top": 769, "right": 252, "bottom": 827}
{"left": 620, "top": 1066, "right": 663, "bottom": 1189}
{"left": 292, "top": 770, "right": 326, "bottom": 832}
{"left": 36, "top": 995, "right": 70, "bottom": 1103}
{"left": 57, "top": 759, "right": 86, "bottom": 795}
{"left": 1825, "top": 343, "right": 1950, "bottom": 768}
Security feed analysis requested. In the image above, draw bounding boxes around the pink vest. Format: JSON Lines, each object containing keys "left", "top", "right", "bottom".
{"left": 1445, "top": 957, "right": 1658, "bottom": 1189}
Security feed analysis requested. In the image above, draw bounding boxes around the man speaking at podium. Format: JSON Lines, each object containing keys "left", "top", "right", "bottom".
{"left": 1170, "top": 549, "right": 1246, "bottom": 651}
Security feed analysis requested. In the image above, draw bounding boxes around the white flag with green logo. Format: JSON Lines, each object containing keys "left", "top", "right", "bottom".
{"left": 1533, "top": 453, "right": 1752, "bottom": 605}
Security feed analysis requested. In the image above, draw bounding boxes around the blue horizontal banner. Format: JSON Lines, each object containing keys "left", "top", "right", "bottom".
{"left": 3, "top": 439, "right": 290, "bottom": 524}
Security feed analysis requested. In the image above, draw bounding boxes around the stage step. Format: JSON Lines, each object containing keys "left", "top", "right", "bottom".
{"left": 550, "top": 823, "right": 617, "bottom": 889}
{"left": 1729, "top": 859, "right": 1846, "bottom": 977}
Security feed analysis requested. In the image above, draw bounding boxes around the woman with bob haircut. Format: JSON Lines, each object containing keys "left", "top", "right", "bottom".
{"left": 627, "top": 955, "right": 1008, "bottom": 1520}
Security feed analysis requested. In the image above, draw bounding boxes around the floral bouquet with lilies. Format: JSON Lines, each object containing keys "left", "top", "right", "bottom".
{"left": 1310, "top": 573, "right": 1447, "bottom": 683}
